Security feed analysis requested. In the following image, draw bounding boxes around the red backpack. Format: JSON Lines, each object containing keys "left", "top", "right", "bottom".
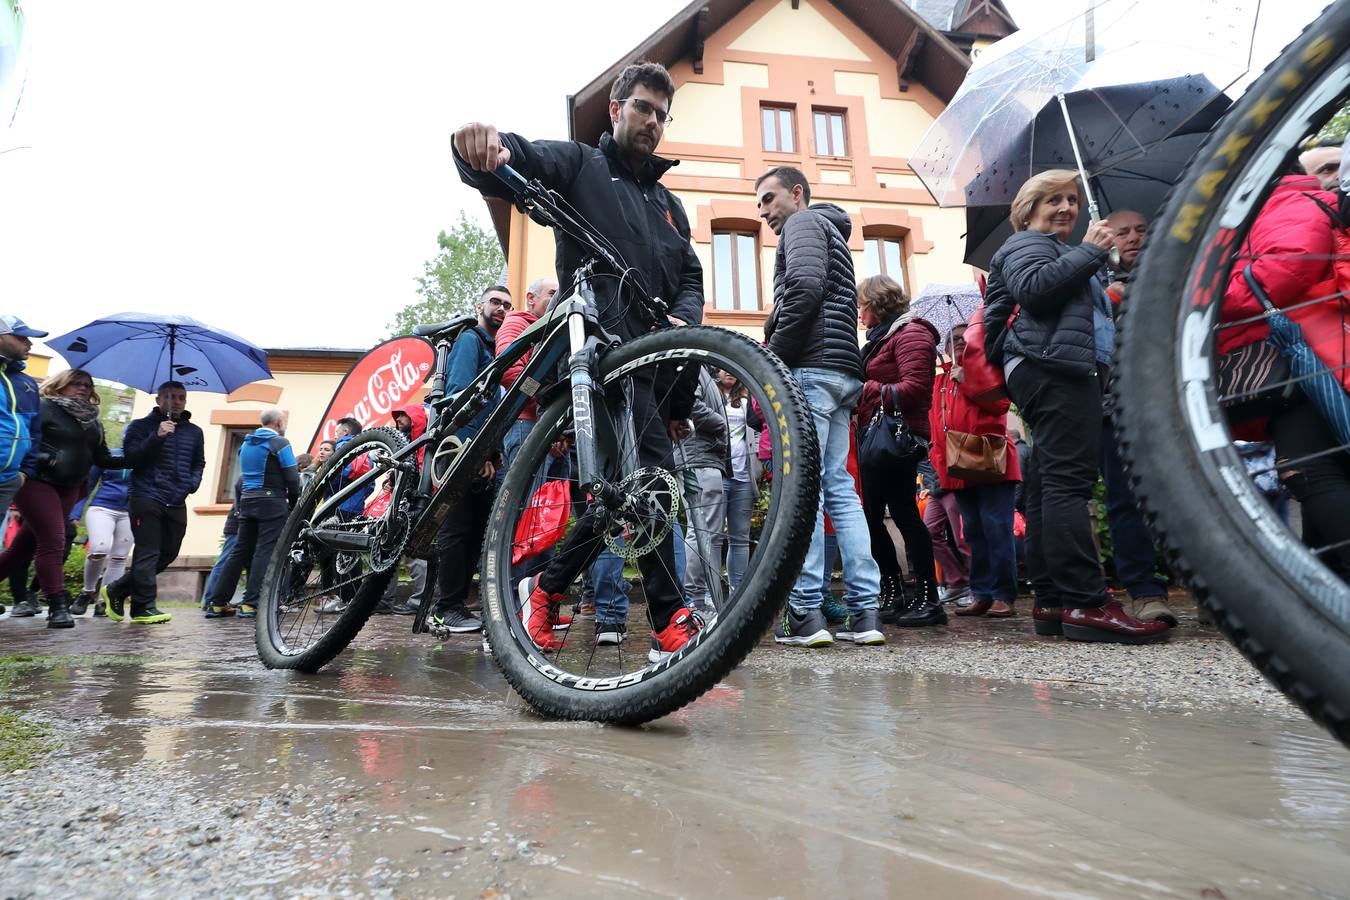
{"left": 959, "top": 304, "right": 1010, "bottom": 407}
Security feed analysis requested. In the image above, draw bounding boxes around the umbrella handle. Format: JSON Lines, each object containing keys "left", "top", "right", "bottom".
{"left": 1056, "top": 92, "right": 1101, "bottom": 222}
{"left": 1242, "top": 265, "right": 1277, "bottom": 313}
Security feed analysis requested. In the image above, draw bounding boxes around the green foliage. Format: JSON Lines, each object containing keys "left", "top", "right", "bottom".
{"left": 0, "top": 711, "right": 54, "bottom": 771}
{"left": 1309, "top": 101, "right": 1350, "bottom": 147}
{"left": 390, "top": 212, "right": 506, "bottom": 336}
{"left": 1092, "top": 475, "right": 1113, "bottom": 564}
{"left": 92, "top": 381, "right": 136, "bottom": 449}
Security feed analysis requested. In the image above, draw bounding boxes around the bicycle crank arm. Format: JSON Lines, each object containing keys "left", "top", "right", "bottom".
{"left": 302, "top": 528, "right": 375, "bottom": 552}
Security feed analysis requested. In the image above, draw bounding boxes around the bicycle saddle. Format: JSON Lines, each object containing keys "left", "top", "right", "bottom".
{"left": 412, "top": 315, "right": 477, "bottom": 339}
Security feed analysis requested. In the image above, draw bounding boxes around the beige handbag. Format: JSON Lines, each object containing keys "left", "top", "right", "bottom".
{"left": 941, "top": 381, "right": 1008, "bottom": 484}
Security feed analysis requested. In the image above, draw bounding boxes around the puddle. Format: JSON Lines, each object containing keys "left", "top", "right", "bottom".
{"left": 3, "top": 616, "right": 1348, "bottom": 897}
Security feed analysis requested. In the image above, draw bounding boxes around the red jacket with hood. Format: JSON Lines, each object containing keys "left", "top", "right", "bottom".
{"left": 927, "top": 358, "right": 1022, "bottom": 492}
{"left": 1219, "top": 174, "right": 1339, "bottom": 356}
{"left": 397, "top": 403, "right": 429, "bottom": 466}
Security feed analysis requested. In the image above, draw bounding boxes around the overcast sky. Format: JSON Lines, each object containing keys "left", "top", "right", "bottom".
{"left": 0, "top": 0, "right": 1327, "bottom": 358}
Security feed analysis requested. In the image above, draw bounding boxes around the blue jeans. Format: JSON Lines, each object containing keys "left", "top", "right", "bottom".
{"left": 954, "top": 483, "right": 1019, "bottom": 603}
{"left": 789, "top": 368, "right": 880, "bottom": 612}
{"left": 503, "top": 418, "right": 535, "bottom": 470}
{"left": 592, "top": 547, "right": 630, "bottom": 625}
{"left": 202, "top": 530, "right": 240, "bottom": 609}
{"left": 723, "top": 476, "right": 754, "bottom": 594}
{"left": 1099, "top": 418, "right": 1167, "bottom": 599}
{"left": 820, "top": 531, "right": 839, "bottom": 606}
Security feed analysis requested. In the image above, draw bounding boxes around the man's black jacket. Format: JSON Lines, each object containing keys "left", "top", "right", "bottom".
{"left": 764, "top": 202, "right": 864, "bottom": 377}
{"left": 454, "top": 132, "right": 703, "bottom": 341}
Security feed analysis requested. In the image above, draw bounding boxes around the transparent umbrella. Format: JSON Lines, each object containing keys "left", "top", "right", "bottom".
{"left": 911, "top": 0, "right": 1260, "bottom": 217}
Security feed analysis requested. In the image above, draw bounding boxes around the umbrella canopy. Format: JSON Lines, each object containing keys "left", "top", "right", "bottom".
{"left": 911, "top": 283, "right": 983, "bottom": 338}
{"left": 46, "top": 313, "right": 272, "bottom": 394}
{"left": 911, "top": 0, "right": 1257, "bottom": 213}
{"left": 962, "top": 130, "right": 1212, "bottom": 269}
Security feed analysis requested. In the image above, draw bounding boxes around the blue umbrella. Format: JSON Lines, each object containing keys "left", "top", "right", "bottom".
{"left": 1247, "top": 268, "right": 1350, "bottom": 446}
{"left": 46, "top": 312, "right": 272, "bottom": 394}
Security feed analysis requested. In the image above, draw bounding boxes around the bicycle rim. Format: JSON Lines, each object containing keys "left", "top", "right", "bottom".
{"left": 479, "top": 326, "right": 819, "bottom": 724}
{"left": 255, "top": 428, "right": 409, "bottom": 670}
{"left": 1116, "top": 1, "right": 1350, "bottom": 743}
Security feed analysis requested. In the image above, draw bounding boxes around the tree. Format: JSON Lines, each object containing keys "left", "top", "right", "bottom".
{"left": 390, "top": 211, "right": 505, "bottom": 336}
{"left": 1308, "top": 101, "right": 1350, "bottom": 147}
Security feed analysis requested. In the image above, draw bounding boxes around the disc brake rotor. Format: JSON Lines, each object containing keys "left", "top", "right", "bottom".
{"left": 603, "top": 466, "right": 681, "bottom": 563}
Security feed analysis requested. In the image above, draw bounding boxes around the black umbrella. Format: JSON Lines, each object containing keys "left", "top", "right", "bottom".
{"left": 962, "top": 131, "right": 1213, "bottom": 270}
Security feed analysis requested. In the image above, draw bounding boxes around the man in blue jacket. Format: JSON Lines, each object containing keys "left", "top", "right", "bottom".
{"left": 204, "top": 408, "right": 300, "bottom": 618}
{"left": 427, "top": 284, "right": 510, "bottom": 635}
{"left": 0, "top": 314, "right": 45, "bottom": 617}
{"left": 105, "top": 380, "right": 205, "bottom": 624}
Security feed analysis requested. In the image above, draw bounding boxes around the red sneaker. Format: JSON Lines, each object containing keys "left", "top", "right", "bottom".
{"left": 647, "top": 607, "right": 702, "bottom": 663}
{"left": 550, "top": 608, "right": 574, "bottom": 632}
{"left": 518, "top": 578, "right": 564, "bottom": 652}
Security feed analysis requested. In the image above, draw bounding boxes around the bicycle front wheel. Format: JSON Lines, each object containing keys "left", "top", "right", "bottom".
{"left": 1116, "top": 2, "right": 1350, "bottom": 743}
{"left": 480, "top": 325, "right": 820, "bottom": 724}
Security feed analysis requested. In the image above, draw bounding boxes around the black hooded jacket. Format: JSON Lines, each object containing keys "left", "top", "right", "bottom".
{"left": 763, "top": 203, "right": 864, "bottom": 378}
{"left": 454, "top": 132, "right": 703, "bottom": 341}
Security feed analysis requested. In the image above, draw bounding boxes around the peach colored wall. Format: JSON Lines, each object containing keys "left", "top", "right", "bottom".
{"left": 507, "top": 0, "right": 977, "bottom": 336}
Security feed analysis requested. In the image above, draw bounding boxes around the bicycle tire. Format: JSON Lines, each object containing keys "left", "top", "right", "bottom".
{"left": 479, "top": 325, "right": 819, "bottom": 724}
{"left": 255, "top": 427, "right": 405, "bottom": 672}
{"left": 1116, "top": 1, "right": 1350, "bottom": 744}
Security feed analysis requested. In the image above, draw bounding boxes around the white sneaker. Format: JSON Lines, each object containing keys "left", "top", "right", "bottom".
{"left": 318, "top": 595, "right": 348, "bottom": 614}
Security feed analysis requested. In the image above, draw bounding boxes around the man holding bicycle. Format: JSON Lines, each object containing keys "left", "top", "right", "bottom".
{"left": 453, "top": 61, "right": 705, "bottom": 658}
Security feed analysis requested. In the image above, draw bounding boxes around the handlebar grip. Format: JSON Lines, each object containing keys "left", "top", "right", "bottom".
{"left": 493, "top": 164, "right": 529, "bottom": 194}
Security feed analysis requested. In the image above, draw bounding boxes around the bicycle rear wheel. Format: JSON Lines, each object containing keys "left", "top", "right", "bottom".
{"left": 479, "top": 325, "right": 819, "bottom": 724}
{"left": 1116, "top": 1, "right": 1350, "bottom": 743}
{"left": 255, "top": 427, "right": 410, "bottom": 671}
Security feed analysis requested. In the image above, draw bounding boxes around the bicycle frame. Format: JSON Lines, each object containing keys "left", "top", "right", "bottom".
{"left": 304, "top": 261, "right": 639, "bottom": 559}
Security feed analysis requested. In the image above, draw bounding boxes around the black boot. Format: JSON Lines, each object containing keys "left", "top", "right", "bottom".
{"left": 46, "top": 592, "right": 76, "bottom": 629}
{"left": 9, "top": 594, "right": 41, "bottom": 617}
{"left": 70, "top": 590, "right": 95, "bottom": 616}
{"left": 877, "top": 573, "right": 903, "bottom": 622}
{"left": 892, "top": 578, "right": 948, "bottom": 627}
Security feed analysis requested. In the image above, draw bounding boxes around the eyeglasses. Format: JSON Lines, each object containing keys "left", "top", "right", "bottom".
{"left": 483, "top": 296, "right": 512, "bottom": 309}
{"left": 618, "top": 97, "right": 673, "bottom": 126}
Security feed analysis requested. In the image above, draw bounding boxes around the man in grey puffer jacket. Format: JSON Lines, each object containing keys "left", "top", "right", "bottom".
{"left": 756, "top": 165, "right": 883, "bottom": 648}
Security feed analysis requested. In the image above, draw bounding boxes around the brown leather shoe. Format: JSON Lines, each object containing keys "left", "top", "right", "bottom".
{"left": 1062, "top": 600, "right": 1170, "bottom": 644}
{"left": 1135, "top": 596, "right": 1179, "bottom": 627}
{"left": 986, "top": 600, "right": 1016, "bottom": 617}
{"left": 1032, "top": 605, "right": 1062, "bottom": 636}
{"left": 955, "top": 599, "right": 993, "bottom": 617}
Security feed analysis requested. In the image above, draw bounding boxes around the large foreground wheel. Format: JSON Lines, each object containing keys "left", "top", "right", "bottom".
{"left": 1116, "top": 3, "right": 1350, "bottom": 744}
{"left": 479, "top": 325, "right": 820, "bottom": 724}
{"left": 255, "top": 428, "right": 408, "bottom": 671}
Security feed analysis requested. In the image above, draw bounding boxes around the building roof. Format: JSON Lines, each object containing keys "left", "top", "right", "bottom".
{"left": 567, "top": 0, "right": 999, "bottom": 145}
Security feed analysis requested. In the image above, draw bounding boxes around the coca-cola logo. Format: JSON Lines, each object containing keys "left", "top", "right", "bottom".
{"left": 308, "top": 336, "right": 435, "bottom": 454}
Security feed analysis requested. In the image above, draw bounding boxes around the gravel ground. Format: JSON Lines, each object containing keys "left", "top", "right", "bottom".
{"left": 745, "top": 595, "right": 1297, "bottom": 717}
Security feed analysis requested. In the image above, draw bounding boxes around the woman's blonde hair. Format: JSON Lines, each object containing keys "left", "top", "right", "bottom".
{"left": 857, "top": 274, "right": 909, "bottom": 321}
{"left": 41, "top": 368, "right": 100, "bottom": 404}
{"left": 1010, "top": 169, "right": 1083, "bottom": 232}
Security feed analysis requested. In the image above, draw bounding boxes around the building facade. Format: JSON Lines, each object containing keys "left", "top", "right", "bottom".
{"left": 492, "top": 0, "right": 1014, "bottom": 336}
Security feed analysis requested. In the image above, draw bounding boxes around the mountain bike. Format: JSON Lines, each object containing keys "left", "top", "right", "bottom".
{"left": 1116, "top": 0, "right": 1350, "bottom": 744}
{"left": 255, "top": 165, "right": 821, "bottom": 724}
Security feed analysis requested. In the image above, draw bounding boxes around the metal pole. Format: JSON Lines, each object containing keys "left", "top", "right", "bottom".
{"left": 1056, "top": 91, "right": 1101, "bottom": 222}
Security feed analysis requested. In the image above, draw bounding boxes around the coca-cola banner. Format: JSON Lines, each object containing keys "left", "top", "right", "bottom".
{"left": 308, "top": 336, "right": 435, "bottom": 454}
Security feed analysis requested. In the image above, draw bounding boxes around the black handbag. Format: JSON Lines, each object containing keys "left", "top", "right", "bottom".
{"left": 1215, "top": 266, "right": 1297, "bottom": 422}
{"left": 859, "top": 385, "right": 928, "bottom": 468}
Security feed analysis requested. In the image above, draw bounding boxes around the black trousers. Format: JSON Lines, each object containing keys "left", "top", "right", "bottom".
{"left": 1271, "top": 397, "right": 1350, "bottom": 579}
{"left": 110, "top": 497, "right": 187, "bottom": 604}
{"left": 860, "top": 454, "right": 934, "bottom": 585}
{"left": 206, "top": 496, "right": 288, "bottom": 606}
{"left": 1007, "top": 361, "right": 1106, "bottom": 609}
{"left": 536, "top": 368, "right": 686, "bottom": 632}
{"left": 433, "top": 478, "right": 496, "bottom": 613}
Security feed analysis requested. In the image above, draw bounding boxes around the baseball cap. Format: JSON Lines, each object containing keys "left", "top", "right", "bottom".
{"left": 0, "top": 314, "right": 48, "bottom": 338}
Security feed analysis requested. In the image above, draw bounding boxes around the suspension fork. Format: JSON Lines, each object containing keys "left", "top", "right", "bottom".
{"left": 566, "top": 283, "right": 630, "bottom": 508}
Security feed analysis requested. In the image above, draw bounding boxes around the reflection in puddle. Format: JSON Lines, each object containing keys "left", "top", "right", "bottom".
{"left": 5, "top": 621, "right": 1349, "bottom": 899}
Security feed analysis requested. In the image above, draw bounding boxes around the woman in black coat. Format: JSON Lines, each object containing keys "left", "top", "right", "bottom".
{"left": 983, "top": 170, "right": 1166, "bottom": 644}
{"left": 0, "top": 368, "right": 121, "bottom": 627}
